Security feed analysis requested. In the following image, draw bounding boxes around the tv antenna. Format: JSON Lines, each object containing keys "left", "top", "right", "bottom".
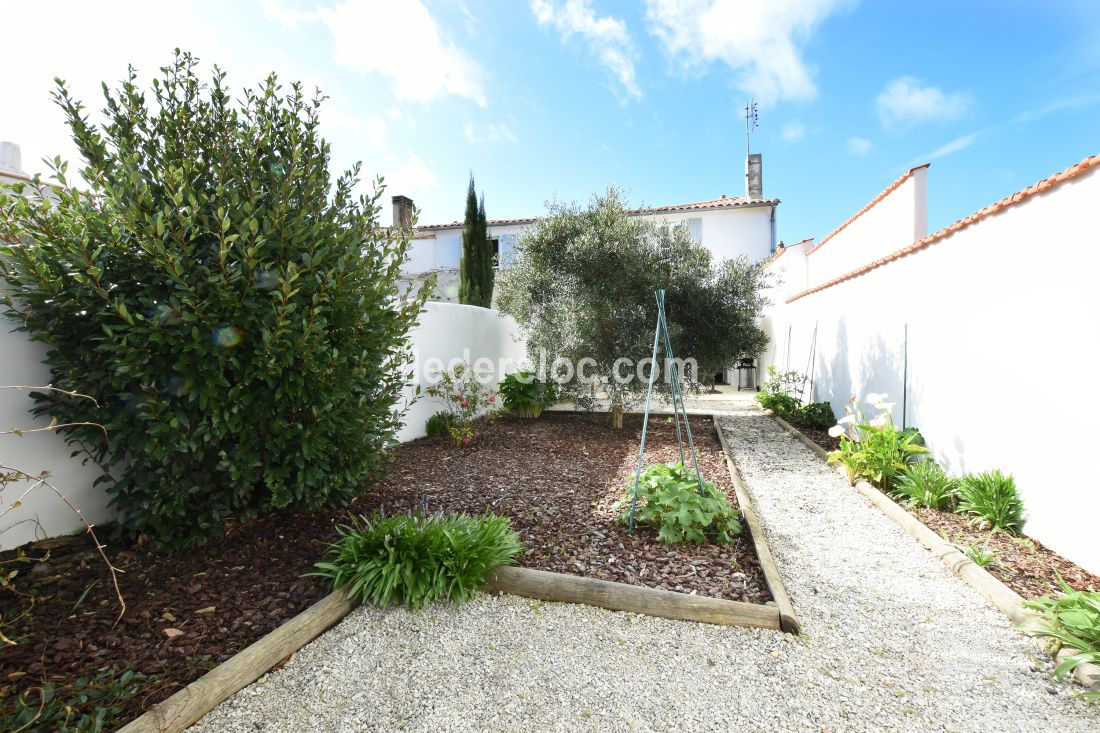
{"left": 744, "top": 99, "right": 759, "bottom": 161}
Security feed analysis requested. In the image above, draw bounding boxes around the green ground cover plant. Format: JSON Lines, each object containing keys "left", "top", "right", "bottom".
{"left": 313, "top": 511, "right": 523, "bottom": 609}
{"left": 957, "top": 470, "right": 1026, "bottom": 532}
{"left": 616, "top": 463, "right": 742, "bottom": 544}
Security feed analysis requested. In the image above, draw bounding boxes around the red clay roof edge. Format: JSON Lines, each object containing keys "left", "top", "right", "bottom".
{"left": 785, "top": 153, "right": 1100, "bottom": 304}
{"left": 804, "top": 164, "right": 930, "bottom": 256}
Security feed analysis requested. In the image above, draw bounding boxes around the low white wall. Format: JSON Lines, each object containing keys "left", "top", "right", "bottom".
{"left": 763, "top": 160, "right": 1100, "bottom": 574}
{"left": 398, "top": 302, "right": 527, "bottom": 442}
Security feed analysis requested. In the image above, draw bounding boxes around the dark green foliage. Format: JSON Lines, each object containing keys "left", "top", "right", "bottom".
{"left": 425, "top": 411, "right": 454, "bottom": 438}
{"left": 755, "top": 391, "right": 799, "bottom": 415}
{"left": 1025, "top": 577, "right": 1100, "bottom": 695}
{"left": 0, "top": 53, "right": 430, "bottom": 546}
{"left": 893, "top": 461, "right": 960, "bottom": 510}
{"left": 1, "top": 668, "right": 147, "bottom": 732}
{"left": 957, "top": 470, "right": 1026, "bottom": 532}
{"left": 617, "top": 463, "right": 742, "bottom": 544}
{"left": 458, "top": 175, "right": 494, "bottom": 307}
{"left": 498, "top": 189, "right": 769, "bottom": 417}
{"left": 795, "top": 402, "right": 835, "bottom": 430}
{"left": 312, "top": 511, "right": 523, "bottom": 609}
{"left": 498, "top": 371, "right": 556, "bottom": 418}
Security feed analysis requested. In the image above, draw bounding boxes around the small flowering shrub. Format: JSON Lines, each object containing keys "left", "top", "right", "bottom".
{"left": 827, "top": 394, "right": 928, "bottom": 490}
{"left": 956, "top": 470, "right": 1026, "bottom": 532}
{"left": 425, "top": 362, "right": 501, "bottom": 446}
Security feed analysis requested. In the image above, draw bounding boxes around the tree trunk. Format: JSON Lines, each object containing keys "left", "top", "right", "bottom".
{"left": 611, "top": 404, "right": 624, "bottom": 429}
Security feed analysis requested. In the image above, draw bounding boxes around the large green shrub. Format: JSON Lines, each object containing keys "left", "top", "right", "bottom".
{"left": 458, "top": 174, "right": 494, "bottom": 307}
{"left": 313, "top": 511, "right": 523, "bottom": 609}
{"left": 0, "top": 53, "right": 430, "bottom": 546}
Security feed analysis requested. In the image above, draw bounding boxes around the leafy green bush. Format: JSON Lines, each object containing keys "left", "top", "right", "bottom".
{"left": 795, "top": 401, "right": 835, "bottom": 430}
{"left": 827, "top": 394, "right": 928, "bottom": 490}
{"left": 498, "top": 371, "right": 556, "bottom": 418}
{"left": 312, "top": 511, "right": 522, "bottom": 609}
{"left": 2, "top": 668, "right": 147, "bottom": 732}
{"left": 893, "top": 461, "right": 959, "bottom": 510}
{"left": 956, "top": 470, "right": 1026, "bottom": 532}
{"left": 617, "top": 463, "right": 741, "bottom": 544}
{"left": 0, "top": 54, "right": 430, "bottom": 546}
{"left": 425, "top": 411, "right": 454, "bottom": 438}
{"left": 1024, "top": 578, "right": 1100, "bottom": 696}
{"left": 755, "top": 390, "right": 799, "bottom": 416}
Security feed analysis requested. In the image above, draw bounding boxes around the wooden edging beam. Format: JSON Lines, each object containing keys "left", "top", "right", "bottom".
{"left": 712, "top": 415, "right": 801, "bottom": 634}
{"left": 767, "top": 411, "right": 1100, "bottom": 691}
{"left": 481, "top": 565, "right": 780, "bottom": 630}
{"left": 117, "top": 588, "right": 355, "bottom": 733}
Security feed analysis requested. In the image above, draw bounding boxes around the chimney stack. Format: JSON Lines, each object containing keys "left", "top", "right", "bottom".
{"left": 746, "top": 153, "right": 763, "bottom": 199}
{"left": 0, "top": 141, "right": 25, "bottom": 175}
{"left": 391, "top": 195, "right": 414, "bottom": 229}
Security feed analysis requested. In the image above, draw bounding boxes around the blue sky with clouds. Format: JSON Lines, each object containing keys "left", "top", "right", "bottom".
{"left": 4, "top": 1, "right": 1098, "bottom": 244}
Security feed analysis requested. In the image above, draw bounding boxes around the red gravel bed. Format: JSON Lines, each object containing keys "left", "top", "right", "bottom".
{"left": 795, "top": 426, "right": 1098, "bottom": 599}
{"left": 1, "top": 412, "right": 767, "bottom": 727}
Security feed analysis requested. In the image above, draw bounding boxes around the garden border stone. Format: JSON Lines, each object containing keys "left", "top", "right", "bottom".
{"left": 765, "top": 409, "right": 1100, "bottom": 692}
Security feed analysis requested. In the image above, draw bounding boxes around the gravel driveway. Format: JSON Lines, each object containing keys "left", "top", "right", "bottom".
{"left": 190, "top": 404, "right": 1099, "bottom": 732}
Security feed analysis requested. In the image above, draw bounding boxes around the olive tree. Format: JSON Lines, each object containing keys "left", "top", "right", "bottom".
{"left": 0, "top": 52, "right": 431, "bottom": 546}
{"left": 497, "top": 188, "right": 768, "bottom": 428}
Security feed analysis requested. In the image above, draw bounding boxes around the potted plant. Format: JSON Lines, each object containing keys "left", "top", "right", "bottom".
{"left": 498, "top": 371, "right": 556, "bottom": 418}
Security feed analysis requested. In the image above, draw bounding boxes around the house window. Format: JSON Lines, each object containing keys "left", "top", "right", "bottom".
{"left": 491, "top": 237, "right": 500, "bottom": 268}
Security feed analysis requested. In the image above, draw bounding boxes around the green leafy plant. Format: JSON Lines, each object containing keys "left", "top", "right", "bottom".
{"left": 425, "top": 362, "right": 501, "bottom": 446}
{"left": 1024, "top": 577, "right": 1100, "bottom": 698}
{"left": 755, "top": 390, "right": 798, "bottom": 416}
{"left": 425, "top": 411, "right": 453, "bottom": 438}
{"left": 0, "top": 53, "right": 430, "bottom": 547}
{"left": 795, "top": 401, "right": 835, "bottom": 430}
{"left": 458, "top": 174, "right": 495, "bottom": 307}
{"left": 1, "top": 667, "right": 147, "bottom": 732}
{"left": 498, "top": 371, "right": 556, "bottom": 418}
{"left": 963, "top": 538, "right": 997, "bottom": 568}
{"left": 957, "top": 470, "right": 1026, "bottom": 532}
{"left": 312, "top": 510, "right": 523, "bottom": 609}
{"left": 827, "top": 394, "right": 928, "bottom": 491}
{"left": 616, "top": 463, "right": 742, "bottom": 544}
{"left": 893, "top": 461, "right": 959, "bottom": 510}
{"left": 761, "top": 365, "right": 806, "bottom": 397}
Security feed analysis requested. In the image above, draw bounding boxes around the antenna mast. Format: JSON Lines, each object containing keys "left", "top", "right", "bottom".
{"left": 744, "top": 99, "right": 759, "bottom": 196}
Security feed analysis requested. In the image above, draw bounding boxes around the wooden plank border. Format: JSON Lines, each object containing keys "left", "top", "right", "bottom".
{"left": 712, "top": 415, "right": 801, "bottom": 634}
{"left": 118, "top": 588, "right": 355, "bottom": 733}
{"left": 481, "top": 566, "right": 780, "bottom": 629}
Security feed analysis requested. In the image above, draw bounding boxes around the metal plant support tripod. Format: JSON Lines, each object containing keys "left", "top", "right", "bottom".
{"left": 626, "top": 286, "right": 707, "bottom": 533}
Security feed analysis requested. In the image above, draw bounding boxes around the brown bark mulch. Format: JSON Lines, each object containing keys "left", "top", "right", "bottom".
{"left": 795, "top": 428, "right": 1099, "bottom": 599}
{"left": 1, "top": 412, "right": 767, "bottom": 727}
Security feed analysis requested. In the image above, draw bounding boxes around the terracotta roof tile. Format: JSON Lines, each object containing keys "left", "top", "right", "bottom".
{"left": 805, "top": 165, "right": 930, "bottom": 256}
{"left": 415, "top": 195, "right": 779, "bottom": 232}
{"left": 786, "top": 153, "right": 1100, "bottom": 304}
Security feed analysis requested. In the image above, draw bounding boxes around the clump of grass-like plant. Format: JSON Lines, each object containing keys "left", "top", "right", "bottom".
{"left": 956, "top": 470, "right": 1026, "bottom": 532}
{"left": 893, "top": 461, "right": 959, "bottom": 510}
{"left": 312, "top": 510, "right": 522, "bottom": 609}
{"left": 1024, "top": 577, "right": 1100, "bottom": 698}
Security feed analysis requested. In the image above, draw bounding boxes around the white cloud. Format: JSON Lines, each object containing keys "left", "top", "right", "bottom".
{"left": 384, "top": 154, "right": 439, "bottom": 197}
{"left": 644, "top": 0, "right": 849, "bottom": 104}
{"left": 781, "top": 120, "right": 806, "bottom": 142}
{"left": 876, "top": 76, "right": 970, "bottom": 129}
{"left": 260, "top": 0, "right": 316, "bottom": 31}
{"left": 847, "top": 136, "right": 873, "bottom": 155}
{"left": 531, "top": 0, "right": 641, "bottom": 100}
{"left": 909, "top": 132, "right": 979, "bottom": 165}
{"left": 319, "top": 0, "right": 487, "bottom": 107}
{"left": 464, "top": 122, "right": 519, "bottom": 145}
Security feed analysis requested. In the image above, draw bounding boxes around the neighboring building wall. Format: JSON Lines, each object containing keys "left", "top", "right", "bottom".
{"left": 761, "top": 155, "right": 1100, "bottom": 574}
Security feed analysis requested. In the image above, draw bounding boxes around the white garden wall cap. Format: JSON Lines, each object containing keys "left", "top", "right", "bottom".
{"left": 413, "top": 195, "right": 782, "bottom": 232}
{"left": 805, "top": 163, "right": 931, "bottom": 257}
{"left": 771, "top": 236, "right": 814, "bottom": 260}
{"left": 786, "top": 152, "right": 1100, "bottom": 304}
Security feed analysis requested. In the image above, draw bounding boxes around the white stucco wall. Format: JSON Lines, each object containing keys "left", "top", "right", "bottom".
{"left": 762, "top": 162, "right": 1100, "bottom": 574}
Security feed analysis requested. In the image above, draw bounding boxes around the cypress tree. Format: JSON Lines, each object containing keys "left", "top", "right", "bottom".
{"left": 458, "top": 174, "right": 494, "bottom": 307}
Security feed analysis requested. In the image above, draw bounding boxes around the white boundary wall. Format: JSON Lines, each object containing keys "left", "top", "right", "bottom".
{"left": 762, "top": 160, "right": 1100, "bottom": 574}
{"left": 1, "top": 301, "right": 525, "bottom": 550}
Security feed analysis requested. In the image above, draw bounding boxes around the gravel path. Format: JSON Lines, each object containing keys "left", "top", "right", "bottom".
{"left": 190, "top": 405, "right": 1099, "bottom": 732}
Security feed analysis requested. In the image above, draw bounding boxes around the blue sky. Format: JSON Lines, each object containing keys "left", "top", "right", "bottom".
{"left": 4, "top": 1, "right": 1099, "bottom": 244}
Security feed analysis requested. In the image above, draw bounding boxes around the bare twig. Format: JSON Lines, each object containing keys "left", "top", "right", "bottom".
{"left": 0, "top": 384, "right": 100, "bottom": 407}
